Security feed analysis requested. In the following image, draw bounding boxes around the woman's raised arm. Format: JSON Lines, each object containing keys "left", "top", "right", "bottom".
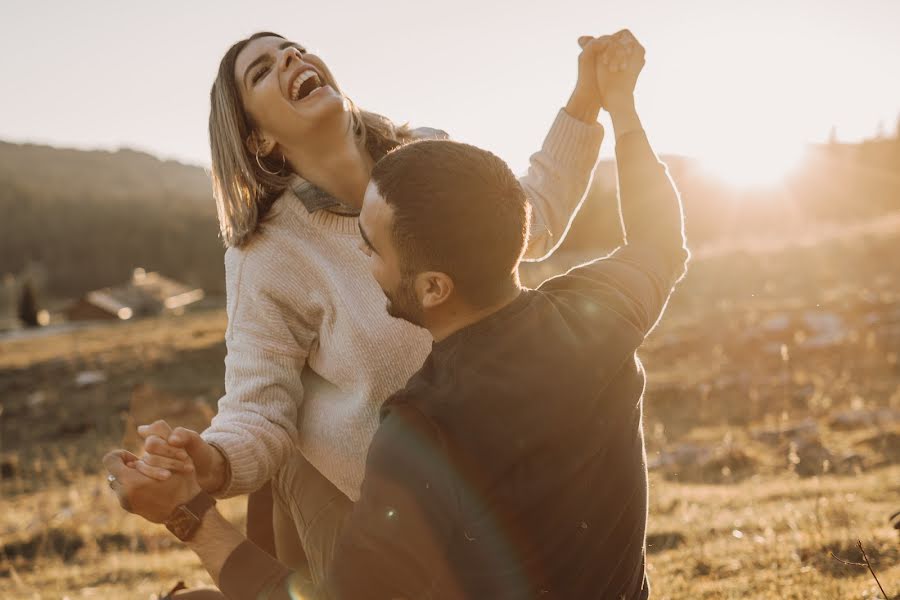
{"left": 518, "top": 35, "right": 613, "bottom": 261}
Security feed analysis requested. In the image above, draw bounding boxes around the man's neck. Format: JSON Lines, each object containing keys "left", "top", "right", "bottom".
{"left": 282, "top": 117, "right": 373, "bottom": 210}
{"left": 428, "top": 285, "right": 523, "bottom": 343}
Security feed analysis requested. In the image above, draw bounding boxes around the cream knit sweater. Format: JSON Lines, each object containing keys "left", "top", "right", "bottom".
{"left": 203, "top": 109, "right": 604, "bottom": 500}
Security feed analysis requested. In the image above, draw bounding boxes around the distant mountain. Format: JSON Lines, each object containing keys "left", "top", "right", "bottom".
{"left": 0, "top": 142, "right": 213, "bottom": 210}
{"left": 1, "top": 136, "right": 899, "bottom": 301}
{"left": 0, "top": 142, "right": 223, "bottom": 298}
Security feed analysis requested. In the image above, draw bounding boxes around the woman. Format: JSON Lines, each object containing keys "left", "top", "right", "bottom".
{"left": 136, "top": 30, "right": 613, "bottom": 585}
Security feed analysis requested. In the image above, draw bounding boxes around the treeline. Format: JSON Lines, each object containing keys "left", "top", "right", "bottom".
{"left": 0, "top": 142, "right": 225, "bottom": 298}
{"left": 2, "top": 134, "right": 899, "bottom": 300}
{"left": 3, "top": 181, "right": 225, "bottom": 297}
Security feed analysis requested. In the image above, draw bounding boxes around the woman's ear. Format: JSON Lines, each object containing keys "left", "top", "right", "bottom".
{"left": 416, "top": 272, "right": 454, "bottom": 310}
{"left": 246, "top": 131, "right": 275, "bottom": 157}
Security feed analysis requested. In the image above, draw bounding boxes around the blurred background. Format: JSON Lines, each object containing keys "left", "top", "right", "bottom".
{"left": 1, "top": 1, "right": 898, "bottom": 598}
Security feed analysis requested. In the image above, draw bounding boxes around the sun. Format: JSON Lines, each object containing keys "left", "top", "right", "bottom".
{"left": 699, "top": 140, "right": 807, "bottom": 189}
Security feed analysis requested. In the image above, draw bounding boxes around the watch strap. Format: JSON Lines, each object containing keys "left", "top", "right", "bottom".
{"left": 184, "top": 490, "right": 217, "bottom": 519}
{"left": 165, "top": 491, "right": 217, "bottom": 542}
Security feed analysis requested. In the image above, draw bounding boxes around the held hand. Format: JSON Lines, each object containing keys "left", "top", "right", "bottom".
{"left": 567, "top": 33, "right": 613, "bottom": 122}
{"left": 577, "top": 29, "right": 645, "bottom": 114}
{"left": 138, "top": 421, "right": 226, "bottom": 493}
{"left": 104, "top": 449, "right": 202, "bottom": 523}
{"left": 137, "top": 420, "right": 191, "bottom": 480}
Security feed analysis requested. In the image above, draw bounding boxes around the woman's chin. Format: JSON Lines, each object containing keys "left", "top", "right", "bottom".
{"left": 283, "top": 88, "right": 350, "bottom": 139}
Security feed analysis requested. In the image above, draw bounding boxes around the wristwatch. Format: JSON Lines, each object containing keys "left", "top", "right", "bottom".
{"left": 165, "top": 491, "right": 217, "bottom": 542}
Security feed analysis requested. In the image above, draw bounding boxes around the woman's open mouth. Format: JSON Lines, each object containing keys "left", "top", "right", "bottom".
{"left": 290, "top": 70, "right": 323, "bottom": 103}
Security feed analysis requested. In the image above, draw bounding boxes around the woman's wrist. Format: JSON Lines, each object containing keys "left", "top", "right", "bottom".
{"left": 201, "top": 441, "right": 230, "bottom": 494}
{"left": 564, "top": 88, "right": 602, "bottom": 124}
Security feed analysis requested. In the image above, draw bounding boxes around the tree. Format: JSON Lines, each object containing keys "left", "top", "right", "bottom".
{"left": 17, "top": 279, "right": 39, "bottom": 327}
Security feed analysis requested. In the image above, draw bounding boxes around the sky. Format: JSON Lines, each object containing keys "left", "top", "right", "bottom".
{"left": 1, "top": 0, "right": 898, "bottom": 175}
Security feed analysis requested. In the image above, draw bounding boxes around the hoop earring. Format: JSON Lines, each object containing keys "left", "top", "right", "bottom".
{"left": 255, "top": 149, "right": 286, "bottom": 176}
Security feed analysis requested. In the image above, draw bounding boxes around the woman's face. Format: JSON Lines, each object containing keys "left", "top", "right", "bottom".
{"left": 234, "top": 36, "right": 346, "bottom": 152}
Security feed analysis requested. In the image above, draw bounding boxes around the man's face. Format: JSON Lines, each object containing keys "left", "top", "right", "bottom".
{"left": 358, "top": 181, "right": 425, "bottom": 326}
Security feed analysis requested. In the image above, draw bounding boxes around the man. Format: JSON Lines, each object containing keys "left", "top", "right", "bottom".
{"left": 105, "top": 29, "right": 688, "bottom": 599}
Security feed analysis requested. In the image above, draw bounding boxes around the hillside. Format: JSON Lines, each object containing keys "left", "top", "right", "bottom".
{"left": 1, "top": 136, "right": 899, "bottom": 302}
{"left": 0, "top": 142, "right": 224, "bottom": 298}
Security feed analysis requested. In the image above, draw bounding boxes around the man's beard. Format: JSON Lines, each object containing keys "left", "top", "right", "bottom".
{"left": 384, "top": 275, "right": 425, "bottom": 327}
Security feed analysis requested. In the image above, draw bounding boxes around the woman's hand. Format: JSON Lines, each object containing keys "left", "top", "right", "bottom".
{"left": 568, "top": 29, "right": 646, "bottom": 120}
{"left": 568, "top": 33, "right": 612, "bottom": 122}
{"left": 138, "top": 420, "right": 227, "bottom": 493}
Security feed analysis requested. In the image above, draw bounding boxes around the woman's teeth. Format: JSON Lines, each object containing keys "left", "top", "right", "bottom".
{"left": 291, "top": 71, "right": 321, "bottom": 101}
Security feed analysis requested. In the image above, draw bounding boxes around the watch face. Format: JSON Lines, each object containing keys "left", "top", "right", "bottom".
{"left": 166, "top": 506, "right": 199, "bottom": 541}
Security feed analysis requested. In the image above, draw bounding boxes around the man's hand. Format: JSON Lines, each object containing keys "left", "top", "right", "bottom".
{"left": 574, "top": 29, "right": 646, "bottom": 116}
{"left": 138, "top": 420, "right": 227, "bottom": 493}
{"left": 104, "top": 449, "right": 202, "bottom": 523}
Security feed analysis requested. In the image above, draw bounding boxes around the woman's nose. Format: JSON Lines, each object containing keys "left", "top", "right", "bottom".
{"left": 280, "top": 47, "right": 304, "bottom": 71}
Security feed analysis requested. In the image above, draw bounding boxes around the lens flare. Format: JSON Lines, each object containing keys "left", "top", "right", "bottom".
{"left": 700, "top": 141, "right": 807, "bottom": 189}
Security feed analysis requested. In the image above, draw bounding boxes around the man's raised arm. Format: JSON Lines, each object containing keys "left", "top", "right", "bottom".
{"left": 609, "top": 98, "right": 689, "bottom": 285}
{"left": 541, "top": 30, "right": 689, "bottom": 337}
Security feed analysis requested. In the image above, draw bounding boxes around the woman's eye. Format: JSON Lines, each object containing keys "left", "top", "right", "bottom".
{"left": 252, "top": 65, "right": 271, "bottom": 84}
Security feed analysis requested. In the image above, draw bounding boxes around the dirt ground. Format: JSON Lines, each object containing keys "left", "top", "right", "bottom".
{"left": 2, "top": 221, "right": 898, "bottom": 599}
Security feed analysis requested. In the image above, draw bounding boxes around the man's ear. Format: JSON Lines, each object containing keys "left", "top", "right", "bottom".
{"left": 416, "top": 271, "right": 454, "bottom": 310}
{"left": 246, "top": 131, "right": 275, "bottom": 157}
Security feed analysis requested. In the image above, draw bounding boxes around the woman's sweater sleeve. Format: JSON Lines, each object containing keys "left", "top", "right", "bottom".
{"left": 201, "top": 247, "right": 319, "bottom": 497}
{"left": 518, "top": 108, "right": 605, "bottom": 261}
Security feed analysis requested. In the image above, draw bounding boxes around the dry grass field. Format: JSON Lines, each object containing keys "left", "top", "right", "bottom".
{"left": 2, "top": 217, "right": 898, "bottom": 599}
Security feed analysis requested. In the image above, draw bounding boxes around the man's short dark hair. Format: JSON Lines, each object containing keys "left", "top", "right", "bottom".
{"left": 371, "top": 140, "right": 530, "bottom": 307}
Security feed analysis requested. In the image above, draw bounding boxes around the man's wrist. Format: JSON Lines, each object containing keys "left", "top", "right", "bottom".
{"left": 606, "top": 95, "right": 637, "bottom": 117}
{"left": 184, "top": 507, "right": 248, "bottom": 586}
{"left": 185, "top": 506, "right": 225, "bottom": 550}
{"left": 608, "top": 99, "right": 642, "bottom": 140}
{"left": 165, "top": 489, "right": 216, "bottom": 542}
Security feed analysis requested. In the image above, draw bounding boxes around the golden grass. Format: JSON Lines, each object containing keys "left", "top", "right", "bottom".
{"left": 2, "top": 466, "right": 895, "bottom": 598}
{"left": 647, "top": 467, "right": 899, "bottom": 599}
{"left": 3, "top": 222, "right": 899, "bottom": 597}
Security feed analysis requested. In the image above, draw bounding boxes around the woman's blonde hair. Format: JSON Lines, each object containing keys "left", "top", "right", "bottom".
{"left": 209, "top": 32, "right": 413, "bottom": 247}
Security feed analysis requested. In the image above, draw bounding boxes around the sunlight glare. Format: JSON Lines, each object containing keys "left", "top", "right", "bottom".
{"left": 700, "top": 139, "right": 806, "bottom": 189}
